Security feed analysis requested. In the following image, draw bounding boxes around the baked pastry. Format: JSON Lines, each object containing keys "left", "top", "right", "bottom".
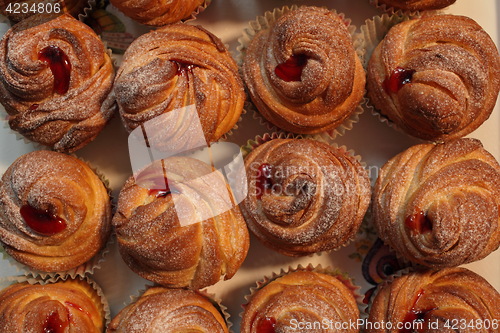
{"left": 367, "top": 14, "right": 500, "bottom": 141}
{"left": 113, "top": 23, "right": 245, "bottom": 143}
{"left": 108, "top": 287, "right": 229, "bottom": 332}
{"left": 367, "top": 268, "right": 500, "bottom": 333}
{"left": 0, "top": 0, "right": 88, "bottom": 24}
{"left": 0, "top": 150, "right": 111, "bottom": 272}
{"left": 112, "top": 156, "right": 249, "bottom": 289}
{"left": 373, "top": 138, "right": 500, "bottom": 268}
{"left": 0, "top": 278, "right": 106, "bottom": 332}
{"left": 241, "top": 270, "right": 359, "bottom": 333}
{"left": 240, "top": 138, "right": 370, "bottom": 256}
{"left": 0, "top": 14, "right": 115, "bottom": 153}
{"left": 242, "top": 6, "right": 365, "bottom": 134}
{"left": 374, "top": 0, "right": 456, "bottom": 11}
{"left": 109, "top": 0, "right": 207, "bottom": 26}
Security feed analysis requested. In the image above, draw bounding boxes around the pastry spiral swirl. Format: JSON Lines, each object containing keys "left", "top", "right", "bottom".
{"left": 108, "top": 287, "right": 229, "bottom": 333}
{"left": 242, "top": 6, "right": 365, "bottom": 134}
{"left": 109, "top": 0, "right": 206, "bottom": 26}
{"left": 0, "top": 279, "right": 106, "bottom": 332}
{"left": 241, "top": 270, "right": 360, "bottom": 333}
{"left": 0, "top": 150, "right": 112, "bottom": 272}
{"left": 113, "top": 23, "right": 245, "bottom": 143}
{"left": 373, "top": 138, "right": 500, "bottom": 267}
{"left": 375, "top": 0, "right": 456, "bottom": 11}
{"left": 367, "top": 268, "right": 500, "bottom": 333}
{"left": 0, "top": 14, "right": 115, "bottom": 153}
{"left": 240, "top": 139, "right": 371, "bottom": 256}
{"left": 113, "top": 156, "right": 249, "bottom": 289}
{"left": 367, "top": 14, "right": 500, "bottom": 141}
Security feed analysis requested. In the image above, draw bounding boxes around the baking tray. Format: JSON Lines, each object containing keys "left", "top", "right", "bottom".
{"left": 0, "top": 0, "right": 498, "bottom": 330}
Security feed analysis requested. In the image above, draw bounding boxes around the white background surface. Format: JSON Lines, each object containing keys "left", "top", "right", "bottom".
{"left": 0, "top": 0, "right": 499, "bottom": 330}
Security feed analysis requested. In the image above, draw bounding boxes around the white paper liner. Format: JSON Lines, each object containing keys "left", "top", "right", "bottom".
{"left": 369, "top": 0, "right": 450, "bottom": 16}
{"left": 236, "top": 5, "right": 365, "bottom": 141}
{"left": 0, "top": 274, "right": 111, "bottom": 327}
{"left": 241, "top": 132, "right": 370, "bottom": 256}
{"left": 0, "top": 153, "right": 114, "bottom": 279}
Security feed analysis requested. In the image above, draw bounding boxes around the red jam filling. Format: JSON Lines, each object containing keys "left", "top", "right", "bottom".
{"left": 400, "top": 289, "right": 436, "bottom": 333}
{"left": 256, "top": 163, "right": 273, "bottom": 199}
{"left": 43, "top": 311, "right": 69, "bottom": 333}
{"left": 20, "top": 205, "right": 67, "bottom": 236}
{"left": 38, "top": 46, "right": 71, "bottom": 95}
{"left": 65, "top": 301, "right": 90, "bottom": 318}
{"left": 383, "top": 67, "right": 415, "bottom": 94}
{"left": 29, "top": 104, "right": 39, "bottom": 110}
{"left": 257, "top": 316, "right": 277, "bottom": 333}
{"left": 174, "top": 60, "right": 196, "bottom": 76}
{"left": 405, "top": 211, "right": 433, "bottom": 234}
{"left": 147, "top": 177, "right": 180, "bottom": 198}
{"left": 275, "top": 54, "right": 308, "bottom": 82}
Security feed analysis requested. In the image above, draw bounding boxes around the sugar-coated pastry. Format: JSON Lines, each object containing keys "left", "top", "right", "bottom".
{"left": 0, "top": 279, "right": 106, "bottom": 332}
{"left": 243, "top": 6, "right": 365, "bottom": 134}
{"left": 0, "top": 14, "right": 115, "bottom": 153}
{"left": 367, "top": 268, "right": 500, "bottom": 333}
{"left": 241, "top": 270, "right": 360, "bottom": 333}
{"left": 373, "top": 138, "right": 500, "bottom": 268}
{"left": 0, "top": 150, "right": 112, "bottom": 272}
{"left": 240, "top": 138, "right": 371, "bottom": 256}
{"left": 108, "top": 287, "right": 229, "bottom": 332}
{"left": 113, "top": 23, "right": 245, "bottom": 143}
{"left": 375, "top": 0, "right": 456, "bottom": 11}
{"left": 113, "top": 156, "right": 249, "bottom": 289}
{"left": 367, "top": 14, "right": 500, "bottom": 141}
{"left": 109, "top": 0, "right": 207, "bottom": 26}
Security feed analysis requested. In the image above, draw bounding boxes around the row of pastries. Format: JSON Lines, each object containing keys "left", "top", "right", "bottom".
{"left": 0, "top": 0, "right": 499, "bottom": 331}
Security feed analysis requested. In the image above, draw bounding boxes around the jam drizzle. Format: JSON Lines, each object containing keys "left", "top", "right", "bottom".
{"left": 38, "top": 45, "right": 72, "bottom": 95}
{"left": 405, "top": 211, "right": 433, "bottom": 234}
{"left": 275, "top": 54, "right": 308, "bottom": 82}
{"left": 65, "top": 301, "right": 91, "bottom": 318}
{"left": 257, "top": 316, "right": 277, "bottom": 333}
{"left": 256, "top": 163, "right": 273, "bottom": 199}
{"left": 43, "top": 311, "right": 69, "bottom": 333}
{"left": 383, "top": 67, "right": 415, "bottom": 94}
{"left": 20, "top": 205, "right": 67, "bottom": 236}
{"left": 400, "top": 289, "right": 436, "bottom": 333}
{"left": 174, "top": 60, "right": 196, "bottom": 76}
{"left": 147, "top": 177, "right": 180, "bottom": 198}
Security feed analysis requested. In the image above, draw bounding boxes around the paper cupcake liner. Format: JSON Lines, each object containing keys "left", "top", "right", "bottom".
{"left": 236, "top": 5, "right": 365, "bottom": 141}
{"left": 182, "top": 0, "right": 212, "bottom": 24}
{"left": 219, "top": 99, "right": 249, "bottom": 143}
{"left": 0, "top": 274, "right": 111, "bottom": 326}
{"left": 0, "top": 153, "right": 114, "bottom": 279}
{"left": 120, "top": 283, "right": 233, "bottom": 333}
{"left": 240, "top": 264, "right": 365, "bottom": 323}
{"left": 369, "top": 0, "right": 422, "bottom": 17}
{"left": 241, "top": 132, "right": 370, "bottom": 256}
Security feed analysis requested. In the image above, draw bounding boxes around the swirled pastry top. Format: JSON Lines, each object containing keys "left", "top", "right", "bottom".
{"left": 375, "top": 0, "right": 456, "bottom": 11}
{"left": 113, "top": 23, "right": 245, "bottom": 143}
{"left": 0, "top": 14, "right": 115, "bottom": 153}
{"left": 0, "top": 279, "right": 106, "bottom": 332}
{"left": 109, "top": 0, "right": 207, "bottom": 26}
{"left": 112, "top": 156, "right": 249, "bottom": 289}
{"left": 367, "top": 268, "right": 500, "bottom": 333}
{"left": 373, "top": 138, "right": 500, "bottom": 268}
{"left": 242, "top": 6, "right": 365, "bottom": 134}
{"left": 240, "top": 138, "right": 370, "bottom": 256}
{"left": 0, "top": 150, "right": 112, "bottom": 273}
{"left": 241, "top": 270, "right": 360, "bottom": 333}
{"left": 108, "top": 287, "right": 229, "bottom": 333}
{"left": 367, "top": 14, "right": 500, "bottom": 141}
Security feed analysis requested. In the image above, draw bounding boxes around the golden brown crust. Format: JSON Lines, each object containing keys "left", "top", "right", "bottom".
{"left": 107, "top": 287, "right": 228, "bottom": 332}
{"left": 367, "top": 14, "right": 500, "bottom": 141}
{"left": 0, "top": 14, "right": 115, "bottom": 153}
{"left": 0, "top": 150, "right": 112, "bottom": 272}
{"left": 367, "top": 268, "right": 500, "bottom": 333}
{"left": 241, "top": 270, "right": 360, "bottom": 333}
{"left": 242, "top": 6, "right": 365, "bottom": 134}
{"left": 0, "top": 279, "right": 106, "bottom": 332}
{"left": 112, "top": 156, "right": 249, "bottom": 289}
{"left": 373, "top": 138, "right": 500, "bottom": 268}
{"left": 113, "top": 23, "right": 245, "bottom": 143}
{"left": 109, "top": 0, "right": 206, "bottom": 26}
{"left": 240, "top": 139, "right": 371, "bottom": 256}
{"left": 376, "top": 0, "right": 456, "bottom": 11}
